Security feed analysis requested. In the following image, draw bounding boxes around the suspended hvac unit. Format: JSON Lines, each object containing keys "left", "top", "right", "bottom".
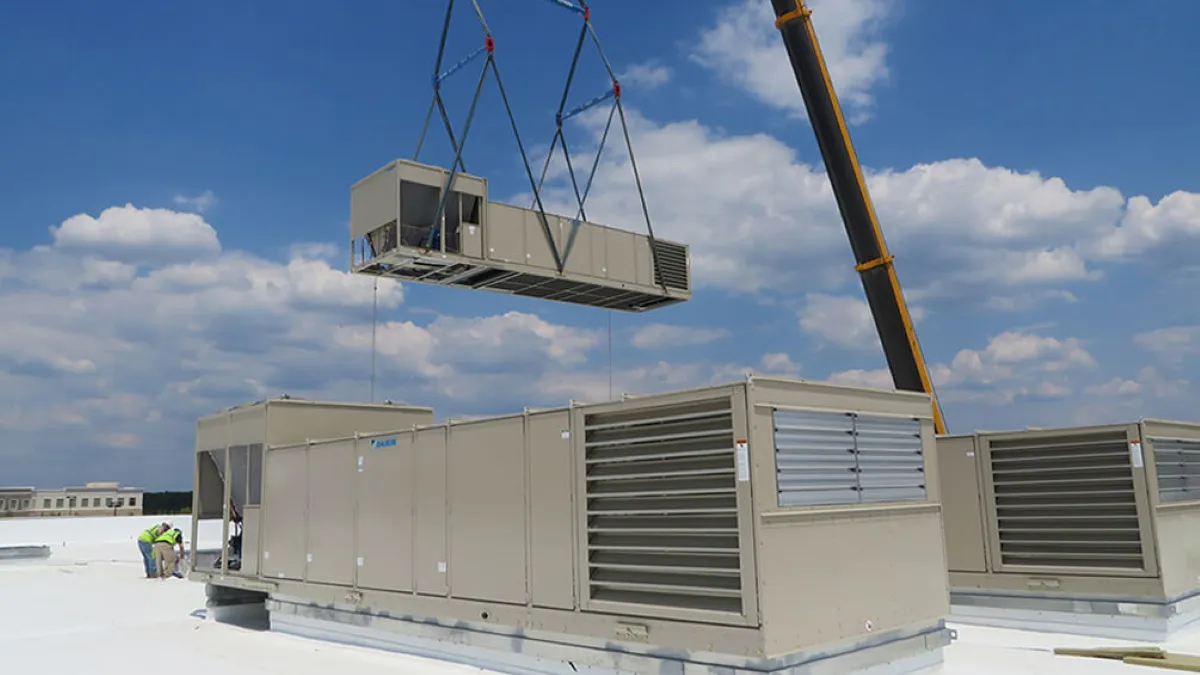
{"left": 349, "top": 159, "right": 691, "bottom": 312}
{"left": 191, "top": 398, "right": 434, "bottom": 577}
{"left": 190, "top": 376, "right": 952, "bottom": 674}
{"left": 937, "top": 418, "right": 1200, "bottom": 640}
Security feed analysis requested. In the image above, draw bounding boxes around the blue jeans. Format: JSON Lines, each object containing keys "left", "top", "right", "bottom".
{"left": 138, "top": 539, "right": 156, "bottom": 577}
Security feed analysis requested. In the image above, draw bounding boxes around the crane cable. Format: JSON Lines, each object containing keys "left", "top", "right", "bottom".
{"left": 410, "top": 0, "right": 667, "bottom": 295}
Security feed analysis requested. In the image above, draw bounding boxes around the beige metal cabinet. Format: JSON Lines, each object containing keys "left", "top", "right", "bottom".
{"left": 195, "top": 376, "right": 951, "bottom": 673}
{"left": 938, "top": 418, "right": 1200, "bottom": 638}
{"left": 349, "top": 158, "right": 690, "bottom": 313}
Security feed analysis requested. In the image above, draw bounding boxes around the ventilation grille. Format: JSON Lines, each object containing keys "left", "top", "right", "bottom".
{"left": 987, "top": 430, "right": 1147, "bottom": 571}
{"left": 583, "top": 397, "right": 743, "bottom": 615}
{"left": 1152, "top": 437, "right": 1200, "bottom": 504}
{"left": 651, "top": 240, "right": 689, "bottom": 291}
{"left": 773, "top": 409, "right": 926, "bottom": 507}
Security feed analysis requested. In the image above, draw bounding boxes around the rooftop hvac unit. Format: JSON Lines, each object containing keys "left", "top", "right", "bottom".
{"left": 191, "top": 376, "right": 953, "bottom": 674}
{"left": 191, "top": 398, "right": 434, "bottom": 577}
{"left": 937, "top": 418, "right": 1200, "bottom": 640}
{"left": 349, "top": 159, "right": 691, "bottom": 312}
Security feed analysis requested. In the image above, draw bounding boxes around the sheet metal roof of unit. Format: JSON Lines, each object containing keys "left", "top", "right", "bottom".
{"left": 949, "top": 416, "right": 1200, "bottom": 439}
{"left": 593, "top": 373, "right": 933, "bottom": 409}
{"left": 211, "top": 396, "right": 434, "bottom": 416}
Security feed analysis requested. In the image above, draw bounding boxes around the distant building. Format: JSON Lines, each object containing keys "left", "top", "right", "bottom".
{"left": 0, "top": 482, "right": 144, "bottom": 518}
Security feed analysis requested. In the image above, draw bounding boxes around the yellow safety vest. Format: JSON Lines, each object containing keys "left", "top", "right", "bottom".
{"left": 154, "top": 529, "right": 181, "bottom": 546}
{"left": 138, "top": 526, "right": 160, "bottom": 543}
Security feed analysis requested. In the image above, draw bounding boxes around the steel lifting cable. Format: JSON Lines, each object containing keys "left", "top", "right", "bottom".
{"left": 412, "top": 0, "right": 562, "bottom": 271}
{"left": 411, "top": 0, "right": 668, "bottom": 292}
{"left": 532, "top": 0, "right": 669, "bottom": 292}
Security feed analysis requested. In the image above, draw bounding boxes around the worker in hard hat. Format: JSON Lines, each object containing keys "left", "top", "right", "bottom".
{"left": 136, "top": 522, "right": 170, "bottom": 578}
{"left": 152, "top": 527, "right": 186, "bottom": 579}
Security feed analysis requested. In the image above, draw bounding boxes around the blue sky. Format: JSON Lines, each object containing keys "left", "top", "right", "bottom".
{"left": 1, "top": 0, "right": 1198, "bottom": 491}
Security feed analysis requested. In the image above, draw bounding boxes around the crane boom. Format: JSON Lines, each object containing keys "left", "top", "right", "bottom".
{"left": 769, "top": 0, "right": 947, "bottom": 434}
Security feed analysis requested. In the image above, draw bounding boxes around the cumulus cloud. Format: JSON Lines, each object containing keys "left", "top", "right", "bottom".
{"left": 691, "top": 0, "right": 893, "bottom": 120}
{"left": 521, "top": 106, "right": 1200, "bottom": 314}
{"left": 829, "top": 329, "right": 1098, "bottom": 406}
{"left": 50, "top": 204, "right": 220, "bottom": 256}
{"left": 797, "top": 293, "right": 927, "bottom": 350}
{"left": 7, "top": 0, "right": 1200, "bottom": 492}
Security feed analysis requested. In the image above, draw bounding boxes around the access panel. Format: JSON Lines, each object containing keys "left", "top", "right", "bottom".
{"left": 448, "top": 417, "right": 527, "bottom": 605}
{"left": 414, "top": 427, "right": 449, "bottom": 596}
{"left": 305, "top": 439, "right": 357, "bottom": 586}
{"left": 260, "top": 446, "right": 307, "bottom": 581}
{"left": 357, "top": 434, "right": 415, "bottom": 592}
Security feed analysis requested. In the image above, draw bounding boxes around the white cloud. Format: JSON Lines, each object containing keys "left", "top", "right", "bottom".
{"left": 797, "top": 293, "right": 925, "bottom": 350}
{"left": 50, "top": 204, "right": 220, "bottom": 255}
{"left": 521, "top": 106, "right": 1200, "bottom": 313}
{"left": 621, "top": 63, "right": 672, "bottom": 90}
{"left": 828, "top": 367, "right": 894, "bottom": 391}
{"left": 1085, "top": 367, "right": 1188, "bottom": 400}
{"left": 173, "top": 190, "right": 217, "bottom": 213}
{"left": 828, "top": 329, "right": 1097, "bottom": 406}
{"left": 1135, "top": 325, "right": 1200, "bottom": 362}
{"left": 691, "top": 0, "right": 893, "bottom": 120}
{"left": 631, "top": 323, "right": 729, "bottom": 349}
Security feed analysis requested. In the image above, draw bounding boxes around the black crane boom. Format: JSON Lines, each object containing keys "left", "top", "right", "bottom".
{"left": 769, "top": 0, "right": 947, "bottom": 434}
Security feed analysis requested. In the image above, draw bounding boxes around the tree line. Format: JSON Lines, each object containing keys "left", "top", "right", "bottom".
{"left": 143, "top": 491, "right": 192, "bottom": 515}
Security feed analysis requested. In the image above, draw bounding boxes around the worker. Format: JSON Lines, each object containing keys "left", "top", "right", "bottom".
{"left": 137, "top": 522, "right": 170, "bottom": 578}
{"left": 152, "top": 527, "right": 186, "bottom": 580}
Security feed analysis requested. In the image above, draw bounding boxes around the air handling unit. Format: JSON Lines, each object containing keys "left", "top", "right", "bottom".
{"left": 936, "top": 418, "right": 1200, "bottom": 640}
{"left": 349, "top": 159, "right": 691, "bottom": 312}
{"left": 190, "top": 376, "right": 953, "bottom": 675}
{"left": 190, "top": 397, "right": 434, "bottom": 577}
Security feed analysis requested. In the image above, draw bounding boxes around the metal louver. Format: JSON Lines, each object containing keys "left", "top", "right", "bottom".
{"left": 583, "top": 397, "right": 743, "bottom": 615}
{"left": 772, "top": 409, "right": 926, "bottom": 507}
{"left": 1151, "top": 437, "right": 1200, "bottom": 503}
{"left": 651, "top": 240, "right": 690, "bottom": 291}
{"left": 986, "top": 429, "right": 1148, "bottom": 572}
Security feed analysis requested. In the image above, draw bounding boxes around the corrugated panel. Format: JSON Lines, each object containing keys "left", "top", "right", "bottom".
{"left": 1151, "top": 437, "right": 1200, "bottom": 503}
{"left": 583, "top": 397, "right": 743, "bottom": 615}
{"left": 986, "top": 430, "right": 1147, "bottom": 571}
{"left": 772, "top": 409, "right": 926, "bottom": 507}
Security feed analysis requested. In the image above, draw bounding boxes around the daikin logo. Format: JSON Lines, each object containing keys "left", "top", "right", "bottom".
{"left": 370, "top": 438, "right": 397, "bottom": 448}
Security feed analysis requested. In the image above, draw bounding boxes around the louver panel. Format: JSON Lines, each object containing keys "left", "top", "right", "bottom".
{"left": 854, "top": 414, "right": 926, "bottom": 504}
{"left": 986, "top": 430, "right": 1147, "bottom": 571}
{"left": 773, "top": 410, "right": 858, "bottom": 506}
{"left": 772, "top": 410, "right": 927, "bottom": 507}
{"left": 651, "top": 240, "right": 690, "bottom": 291}
{"left": 583, "top": 397, "right": 743, "bottom": 615}
{"left": 1152, "top": 437, "right": 1200, "bottom": 504}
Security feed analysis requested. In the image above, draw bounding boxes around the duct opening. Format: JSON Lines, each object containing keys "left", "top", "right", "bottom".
{"left": 582, "top": 397, "right": 744, "bottom": 616}
{"left": 985, "top": 429, "right": 1148, "bottom": 572}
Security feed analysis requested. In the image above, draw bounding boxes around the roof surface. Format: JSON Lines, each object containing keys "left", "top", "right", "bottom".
{"left": 2, "top": 514, "right": 1199, "bottom": 674}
